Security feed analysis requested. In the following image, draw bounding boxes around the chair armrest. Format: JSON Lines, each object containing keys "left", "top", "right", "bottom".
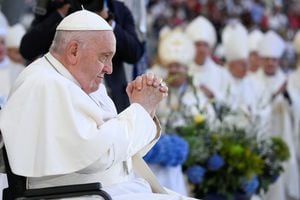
{"left": 23, "top": 182, "right": 112, "bottom": 200}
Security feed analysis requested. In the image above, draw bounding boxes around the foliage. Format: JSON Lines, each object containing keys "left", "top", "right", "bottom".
{"left": 176, "top": 104, "right": 290, "bottom": 199}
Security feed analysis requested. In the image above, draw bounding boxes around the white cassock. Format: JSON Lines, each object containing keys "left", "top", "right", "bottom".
{"left": 146, "top": 66, "right": 188, "bottom": 196}
{"left": 287, "top": 66, "right": 300, "bottom": 190}
{"left": 189, "top": 58, "right": 226, "bottom": 103}
{"left": 221, "top": 68, "right": 260, "bottom": 113}
{"left": 0, "top": 53, "right": 197, "bottom": 200}
{"left": 0, "top": 56, "right": 24, "bottom": 198}
{"left": 253, "top": 69, "right": 300, "bottom": 200}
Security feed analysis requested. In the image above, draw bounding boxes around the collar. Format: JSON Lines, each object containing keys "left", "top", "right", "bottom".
{"left": 44, "top": 52, "right": 81, "bottom": 88}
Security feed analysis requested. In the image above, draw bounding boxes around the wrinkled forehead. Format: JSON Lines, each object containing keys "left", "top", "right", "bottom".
{"left": 87, "top": 30, "right": 116, "bottom": 53}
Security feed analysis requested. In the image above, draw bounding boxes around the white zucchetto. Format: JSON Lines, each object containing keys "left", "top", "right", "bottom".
{"left": 222, "top": 22, "right": 249, "bottom": 62}
{"left": 56, "top": 10, "right": 112, "bottom": 31}
{"left": 158, "top": 29, "right": 195, "bottom": 66}
{"left": 248, "top": 29, "right": 264, "bottom": 52}
{"left": 6, "top": 24, "right": 26, "bottom": 48}
{"left": 293, "top": 30, "right": 300, "bottom": 55}
{"left": 185, "top": 16, "right": 216, "bottom": 48}
{"left": 258, "top": 31, "right": 285, "bottom": 58}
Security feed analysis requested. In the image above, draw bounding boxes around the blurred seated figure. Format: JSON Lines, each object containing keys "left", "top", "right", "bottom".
{"left": 146, "top": 28, "right": 195, "bottom": 195}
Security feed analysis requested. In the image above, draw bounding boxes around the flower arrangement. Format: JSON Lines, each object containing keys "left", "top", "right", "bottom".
{"left": 176, "top": 104, "right": 290, "bottom": 199}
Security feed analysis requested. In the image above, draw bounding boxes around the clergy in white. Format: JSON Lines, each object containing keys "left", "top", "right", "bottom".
{"left": 0, "top": 10, "right": 197, "bottom": 200}
{"left": 221, "top": 22, "right": 260, "bottom": 113}
{"left": 247, "top": 29, "right": 263, "bottom": 76}
{"left": 185, "top": 16, "right": 226, "bottom": 104}
{"left": 287, "top": 30, "right": 300, "bottom": 172}
{"left": 254, "top": 30, "right": 300, "bottom": 200}
{"left": 147, "top": 28, "right": 195, "bottom": 195}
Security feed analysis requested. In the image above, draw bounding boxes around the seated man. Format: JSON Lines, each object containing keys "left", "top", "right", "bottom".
{"left": 0, "top": 10, "right": 197, "bottom": 200}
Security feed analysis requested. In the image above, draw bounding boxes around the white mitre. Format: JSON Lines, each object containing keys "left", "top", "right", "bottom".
{"left": 185, "top": 16, "right": 216, "bottom": 48}
{"left": 248, "top": 29, "right": 264, "bottom": 53}
{"left": 6, "top": 23, "right": 26, "bottom": 48}
{"left": 258, "top": 30, "right": 285, "bottom": 58}
{"left": 158, "top": 29, "right": 195, "bottom": 66}
{"left": 222, "top": 22, "right": 249, "bottom": 62}
{"left": 293, "top": 30, "right": 300, "bottom": 55}
{"left": 56, "top": 9, "right": 112, "bottom": 31}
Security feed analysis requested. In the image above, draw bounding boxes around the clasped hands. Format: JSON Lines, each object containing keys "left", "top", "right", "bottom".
{"left": 126, "top": 74, "right": 168, "bottom": 118}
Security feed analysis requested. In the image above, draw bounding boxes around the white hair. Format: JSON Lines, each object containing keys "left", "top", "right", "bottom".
{"left": 50, "top": 30, "right": 98, "bottom": 54}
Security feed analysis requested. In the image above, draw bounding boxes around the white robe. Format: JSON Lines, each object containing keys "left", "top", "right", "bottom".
{"left": 253, "top": 69, "right": 300, "bottom": 200}
{"left": 0, "top": 53, "right": 198, "bottom": 200}
{"left": 221, "top": 68, "right": 261, "bottom": 113}
{"left": 189, "top": 58, "right": 226, "bottom": 103}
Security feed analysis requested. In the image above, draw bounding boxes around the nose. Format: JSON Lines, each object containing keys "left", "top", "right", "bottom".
{"left": 103, "top": 61, "right": 113, "bottom": 75}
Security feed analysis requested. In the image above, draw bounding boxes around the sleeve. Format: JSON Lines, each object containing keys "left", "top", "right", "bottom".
{"left": 0, "top": 73, "right": 158, "bottom": 177}
{"left": 19, "top": 12, "right": 63, "bottom": 61}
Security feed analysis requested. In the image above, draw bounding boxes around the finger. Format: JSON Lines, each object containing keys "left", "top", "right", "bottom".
{"left": 126, "top": 82, "right": 133, "bottom": 95}
{"left": 146, "top": 73, "right": 154, "bottom": 86}
{"left": 159, "top": 85, "right": 168, "bottom": 94}
{"left": 134, "top": 76, "right": 143, "bottom": 91}
{"left": 153, "top": 75, "right": 163, "bottom": 88}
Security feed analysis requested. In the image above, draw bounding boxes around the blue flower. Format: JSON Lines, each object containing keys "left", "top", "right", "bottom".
{"left": 207, "top": 154, "right": 224, "bottom": 171}
{"left": 242, "top": 175, "right": 259, "bottom": 195}
{"left": 143, "top": 135, "right": 167, "bottom": 164}
{"left": 161, "top": 134, "right": 189, "bottom": 167}
{"left": 186, "top": 165, "right": 206, "bottom": 184}
{"left": 144, "top": 134, "right": 189, "bottom": 167}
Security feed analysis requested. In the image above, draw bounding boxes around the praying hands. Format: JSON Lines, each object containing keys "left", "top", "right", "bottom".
{"left": 126, "top": 73, "right": 168, "bottom": 118}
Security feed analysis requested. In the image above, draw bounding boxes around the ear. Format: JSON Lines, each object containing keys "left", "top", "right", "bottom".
{"left": 66, "top": 41, "right": 79, "bottom": 65}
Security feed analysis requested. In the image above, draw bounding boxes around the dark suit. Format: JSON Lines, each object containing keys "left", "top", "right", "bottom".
{"left": 20, "top": 0, "right": 144, "bottom": 113}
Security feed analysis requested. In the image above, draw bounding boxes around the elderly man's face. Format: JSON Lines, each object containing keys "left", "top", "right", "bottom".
{"left": 261, "top": 57, "right": 279, "bottom": 76}
{"left": 0, "top": 37, "right": 6, "bottom": 62}
{"left": 249, "top": 51, "right": 261, "bottom": 72}
{"left": 76, "top": 31, "right": 116, "bottom": 94}
{"left": 194, "top": 41, "right": 211, "bottom": 65}
{"left": 166, "top": 62, "right": 188, "bottom": 87}
{"left": 228, "top": 59, "right": 248, "bottom": 79}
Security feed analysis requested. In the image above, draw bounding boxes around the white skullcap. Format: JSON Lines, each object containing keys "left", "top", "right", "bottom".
{"left": 185, "top": 16, "right": 216, "bottom": 48}
{"left": 158, "top": 29, "right": 195, "bottom": 66}
{"left": 293, "top": 30, "right": 300, "bottom": 54}
{"left": 0, "top": 11, "right": 8, "bottom": 37}
{"left": 57, "top": 10, "right": 112, "bottom": 31}
{"left": 258, "top": 31, "right": 285, "bottom": 58}
{"left": 248, "top": 29, "right": 264, "bottom": 52}
{"left": 222, "top": 22, "right": 249, "bottom": 62}
{"left": 6, "top": 24, "right": 26, "bottom": 48}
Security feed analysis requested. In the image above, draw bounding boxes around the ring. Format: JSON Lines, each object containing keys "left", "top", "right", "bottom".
{"left": 159, "top": 82, "right": 165, "bottom": 87}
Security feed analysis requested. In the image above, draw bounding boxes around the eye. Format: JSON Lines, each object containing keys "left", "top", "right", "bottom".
{"left": 99, "top": 54, "right": 110, "bottom": 64}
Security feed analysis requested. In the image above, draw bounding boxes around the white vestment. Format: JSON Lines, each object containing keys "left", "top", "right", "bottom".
{"left": 221, "top": 68, "right": 261, "bottom": 113}
{"left": 189, "top": 58, "right": 226, "bottom": 103}
{"left": 253, "top": 69, "right": 300, "bottom": 200}
{"left": 0, "top": 53, "right": 197, "bottom": 200}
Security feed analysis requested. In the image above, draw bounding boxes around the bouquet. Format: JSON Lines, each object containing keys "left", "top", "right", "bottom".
{"left": 176, "top": 104, "right": 290, "bottom": 199}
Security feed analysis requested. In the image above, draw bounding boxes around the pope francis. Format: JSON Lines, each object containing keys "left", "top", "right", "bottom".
{"left": 0, "top": 10, "right": 197, "bottom": 200}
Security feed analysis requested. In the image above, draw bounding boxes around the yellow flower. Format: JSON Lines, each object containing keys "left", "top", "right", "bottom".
{"left": 193, "top": 114, "right": 205, "bottom": 124}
